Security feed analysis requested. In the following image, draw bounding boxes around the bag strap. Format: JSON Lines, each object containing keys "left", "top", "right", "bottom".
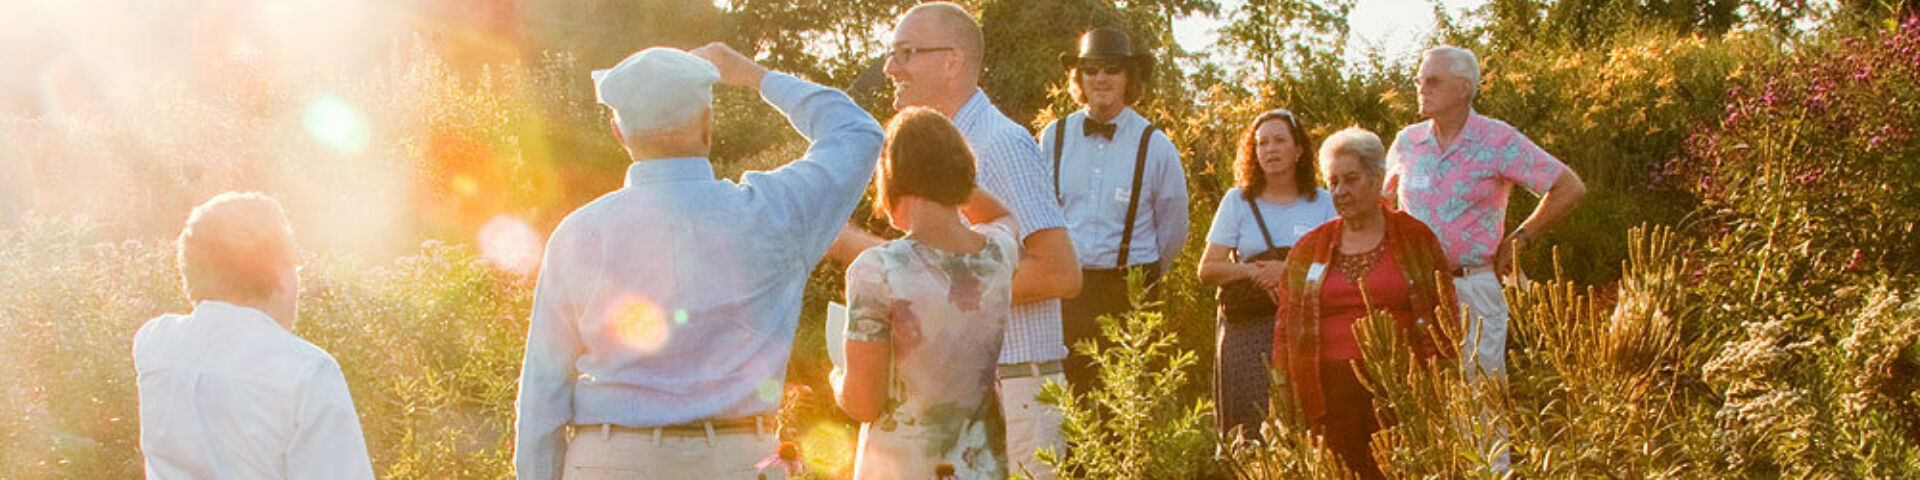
{"left": 1115, "top": 124, "right": 1158, "bottom": 269}
{"left": 1050, "top": 120, "right": 1067, "bottom": 201}
{"left": 1244, "top": 195, "right": 1279, "bottom": 254}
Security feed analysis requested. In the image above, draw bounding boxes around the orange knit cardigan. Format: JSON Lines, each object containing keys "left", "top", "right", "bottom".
{"left": 1270, "top": 206, "right": 1459, "bottom": 425}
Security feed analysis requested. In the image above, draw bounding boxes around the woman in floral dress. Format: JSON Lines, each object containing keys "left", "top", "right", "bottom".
{"left": 836, "top": 107, "right": 1017, "bottom": 480}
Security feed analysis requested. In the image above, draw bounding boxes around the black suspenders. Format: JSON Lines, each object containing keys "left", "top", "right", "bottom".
{"left": 1050, "top": 118, "right": 1159, "bottom": 269}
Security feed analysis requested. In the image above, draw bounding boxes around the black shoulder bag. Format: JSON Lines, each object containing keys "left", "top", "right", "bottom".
{"left": 1217, "top": 196, "right": 1288, "bottom": 321}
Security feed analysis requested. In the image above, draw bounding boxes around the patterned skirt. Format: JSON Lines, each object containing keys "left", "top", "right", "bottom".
{"left": 1214, "top": 310, "right": 1274, "bottom": 440}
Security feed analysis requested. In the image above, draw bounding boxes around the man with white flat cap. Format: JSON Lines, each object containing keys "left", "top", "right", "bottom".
{"left": 512, "top": 43, "right": 883, "bottom": 480}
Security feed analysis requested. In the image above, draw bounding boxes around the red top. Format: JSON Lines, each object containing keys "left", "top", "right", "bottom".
{"left": 1271, "top": 206, "right": 1459, "bottom": 425}
{"left": 1316, "top": 247, "right": 1415, "bottom": 361}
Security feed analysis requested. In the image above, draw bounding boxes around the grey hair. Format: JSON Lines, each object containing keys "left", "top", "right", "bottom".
{"left": 1319, "top": 126, "right": 1388, "bottom": 176}
{"left": 1424, "top": 46, "right": 1480, "bottom": 97}
{"left": 618, "top": 106, "right": 707, "bottom": 140}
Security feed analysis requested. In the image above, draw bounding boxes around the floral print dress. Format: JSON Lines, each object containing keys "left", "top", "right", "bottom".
{"left": 839, "top": 220, "right": 1019, "bottom": 480}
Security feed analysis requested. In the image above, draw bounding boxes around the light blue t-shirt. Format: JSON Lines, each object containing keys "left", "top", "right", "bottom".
{"left": 1203, "top": 187, "right": 1337, "bottom": 256}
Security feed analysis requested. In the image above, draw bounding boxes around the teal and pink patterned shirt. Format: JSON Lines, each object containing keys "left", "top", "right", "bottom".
{"left": 1384, "top": 113, "right": 1567, "bottom": 269}
{"left": 839, "top": 219, "right": 1018, "bottom": 480}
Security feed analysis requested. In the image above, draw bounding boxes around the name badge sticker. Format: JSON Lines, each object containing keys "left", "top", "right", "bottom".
{"left": 1406, "top": 175, "right": 1432, "bottom": 190}
{"left": 1113, "top": 187, "right": 1131, "bottom": 202}
{"left": 1306, "top": 262, "right": 1327, "bottom": 284}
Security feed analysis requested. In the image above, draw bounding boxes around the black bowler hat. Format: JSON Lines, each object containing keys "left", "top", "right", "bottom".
{"left": 1060, "top": 27, "right": 1154, "bottom": 72}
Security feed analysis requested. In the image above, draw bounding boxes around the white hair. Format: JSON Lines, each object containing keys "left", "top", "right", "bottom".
{"left": 1319, "top": 126, "right": 1388, "bottom": 176}
{"left": 1424, "top": 46, "right": 1480, "bottom": 97}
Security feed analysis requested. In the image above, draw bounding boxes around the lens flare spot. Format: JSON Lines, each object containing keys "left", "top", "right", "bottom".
{"left": 605, "top": 296, "right": 670, "bottom": 353}
{"left": 673, "top": 309, "right": 689, "bottom": 325}
{"left": 302, "top": 95, "right": 371, "bottom": 154}
{"left": 477, "top": 215, "right": 542, "bottom": 276}
{"left": 798, "top": 424, "right": 855, "bottom": 475}
{"left": 757, "top": 379, "right": 782, "bottom": 404}
{"left": 452, "top": 174, "right": 481, "bottom": 197}
{"left": 798, "top": 421, "right": 856, "bottom": 476}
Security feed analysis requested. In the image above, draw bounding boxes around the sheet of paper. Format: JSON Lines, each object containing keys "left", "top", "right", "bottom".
{"left": 826, "top": 301, "right": 848, "bottom": 370}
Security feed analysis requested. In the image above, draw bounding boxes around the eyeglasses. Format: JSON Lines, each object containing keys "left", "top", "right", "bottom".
{"left": 887, "top": 46, "right": 956, "bottom": 64}
{"left": 1077, "top": 63, "right": 1126, "bottom": 76}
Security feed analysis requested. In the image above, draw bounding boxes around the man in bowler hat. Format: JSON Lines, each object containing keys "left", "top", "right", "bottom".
{"left": 1038, "top": 27, "right": 1188, "bottom": 390}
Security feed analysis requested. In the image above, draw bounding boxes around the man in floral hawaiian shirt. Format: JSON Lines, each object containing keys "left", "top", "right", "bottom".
{"left": 1384, "top": 45, "right": 1589, "bottom": 471}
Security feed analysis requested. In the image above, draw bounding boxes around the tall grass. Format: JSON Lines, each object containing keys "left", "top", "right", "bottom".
{"left": 5, "top": 12, "right": 1919, "bottom": 480}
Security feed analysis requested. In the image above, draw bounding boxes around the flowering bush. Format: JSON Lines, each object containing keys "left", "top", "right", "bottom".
{"left": 1677, "top": 17, "right": 1920, "bottom": 285}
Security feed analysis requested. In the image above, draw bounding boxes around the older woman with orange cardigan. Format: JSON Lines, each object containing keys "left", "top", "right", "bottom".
{"left": 1270, "top": 126, "right": 1457, "bottom": 479}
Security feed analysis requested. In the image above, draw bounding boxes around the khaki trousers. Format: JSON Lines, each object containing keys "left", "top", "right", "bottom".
{"left": 1453, "top": 271, "right": 1512, "bottom": 473}
{"left": 561, "top": 425, "right": 782, "bottom": 480}
{"left": 997, "top": 371, "right": 1066, "bottom": 480}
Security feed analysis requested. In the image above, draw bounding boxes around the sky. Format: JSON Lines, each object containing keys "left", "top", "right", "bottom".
{"left": 1173, "top": 0, "right": 1491, "bottom": 63}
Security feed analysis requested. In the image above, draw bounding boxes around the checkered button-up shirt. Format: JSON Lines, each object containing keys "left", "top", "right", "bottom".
{"left": 951, "top": 89, "right": 1071, "bottom": 365}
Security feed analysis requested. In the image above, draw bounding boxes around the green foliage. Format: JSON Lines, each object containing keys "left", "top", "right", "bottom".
{"left": 0, "top": 220, "right": 529, "bottom": 479}
{"left": 1661, "top": 21, "right": 1920, "bottom": 473}
{"left": 301, "top": 243, "right": 529, "bottom": 479}
{"left": 1037, "top": 274, "right": 1223, "bottom": 479}
{"left": 519, "top": 0, "right": 730, "bottom": 69}
{"left": 1503, "top": 227, "right": 1720, "bottom": 477}
{"left": 1216, "top": 0, "right": 1353, "bottom": 87}
{"left": 8, "top": 1, "right": 1920, "bottom": 479}
{"left": 1227, "top": 221, "right": 1920, "bottom": 479}
{"left": 0, "top": 219, "right": 168, "bottom": 479}
{"left": 1437, "top": 31, "right": 1754, "bottom": 283}
{"left": 1678, "top": 17, "right": 1920, "bottom": 285}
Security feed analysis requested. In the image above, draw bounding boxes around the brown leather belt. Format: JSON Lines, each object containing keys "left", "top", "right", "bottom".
{"left": 997, "top": 359, "right": 1065, "bottom": 379}
{"left": 1451, "top": 265, "right": 1496, "bottom": 278}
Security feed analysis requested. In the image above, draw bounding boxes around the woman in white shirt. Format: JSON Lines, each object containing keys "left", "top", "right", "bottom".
{"left": 1196, "top": 110, "right": 1337, "bottom": 440}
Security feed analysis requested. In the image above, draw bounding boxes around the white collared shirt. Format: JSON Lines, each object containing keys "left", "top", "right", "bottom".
{"left": 1039, "top": 107, "right": 1189, "bottom": 270}
{"left": 133, "top": 301, "right": 374, "bottom": 480}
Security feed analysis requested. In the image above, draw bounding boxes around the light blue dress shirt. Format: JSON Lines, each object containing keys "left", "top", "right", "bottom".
{"left": 1039, "top": 108, "right": 1189, "bottom": 271}
{"left": 950, "top": 89, "right": 1072, "bottom": 365}
{"left": 513, "top": 72, "right": 883, "bottom": 480}
{"left": 1203, "top": 187, "right": 1337, "bottom": 255}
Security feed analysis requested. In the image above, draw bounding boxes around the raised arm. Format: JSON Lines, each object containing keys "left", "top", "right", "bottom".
{"left": 694, "top": 42, "right": 885, "bottom": 260}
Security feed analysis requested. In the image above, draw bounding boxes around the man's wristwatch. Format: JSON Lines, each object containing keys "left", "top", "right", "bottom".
{"left": 1510, "top": 227, "right": 1531, "bottom": 247}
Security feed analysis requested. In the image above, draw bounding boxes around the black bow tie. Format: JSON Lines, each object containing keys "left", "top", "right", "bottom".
{"left": 1082, "top": 117, "right": 1116, "bottom": 140}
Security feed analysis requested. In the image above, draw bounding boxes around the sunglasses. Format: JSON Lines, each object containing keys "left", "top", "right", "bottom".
{"left": 1077, "top": 63, "right": 1127, "bottom": 76}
